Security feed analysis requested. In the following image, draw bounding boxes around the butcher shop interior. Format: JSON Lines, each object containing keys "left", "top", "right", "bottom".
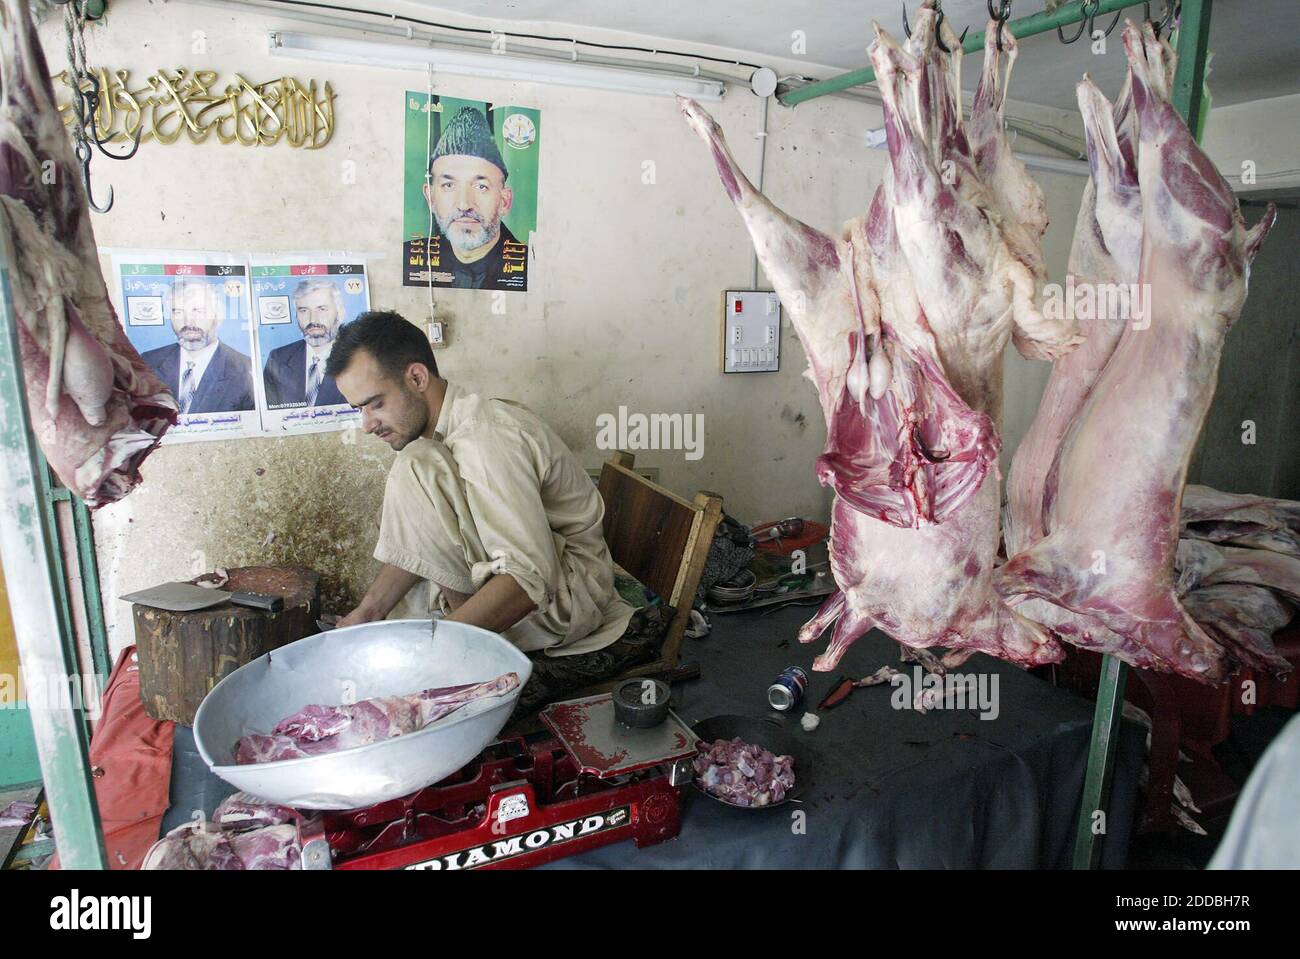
{"left": 1, "top": 0, "right": 1299, "bottom": 901}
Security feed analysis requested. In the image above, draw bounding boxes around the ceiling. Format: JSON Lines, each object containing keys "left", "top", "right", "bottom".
{"left": 406, "top": 0, "right": 1300, "bottom": 110}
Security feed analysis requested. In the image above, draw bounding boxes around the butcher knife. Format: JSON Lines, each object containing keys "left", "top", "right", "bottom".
{"left": 121, "top": 582, "right": 284, "bottom": 613}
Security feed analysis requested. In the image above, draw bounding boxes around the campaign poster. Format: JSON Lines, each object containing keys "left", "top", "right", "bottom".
{"left": 401, "top": 92, "right": 539, "bottom": 291}
{"left": 111, "top": 251, "right": 259, "bottom": 443}
{"left": 250, "top": 256, "right": 369, "bottom": 435}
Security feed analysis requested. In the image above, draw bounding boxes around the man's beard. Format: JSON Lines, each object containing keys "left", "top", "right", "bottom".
{"left": 302, "top": 323, "right": 335, "bottom": 348}
{"left": 177, "top": 327, "right": 215, "bottom": 350}
{"left": 386, "top": 388, "right": 431, "bottom": 450}
{"left": 435, "top": 208, "right": 501, "bottom": 256}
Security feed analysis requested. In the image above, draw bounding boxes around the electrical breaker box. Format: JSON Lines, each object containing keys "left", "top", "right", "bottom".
{"left": 722, "top": 291, "right": 781, "bottom": 374}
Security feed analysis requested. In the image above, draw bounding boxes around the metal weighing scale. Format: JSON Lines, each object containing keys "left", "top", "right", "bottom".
{"left": 295, "top": 693, "right": 699, "bottom": 870}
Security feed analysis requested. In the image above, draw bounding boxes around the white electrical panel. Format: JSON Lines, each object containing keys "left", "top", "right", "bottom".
{"left": 722, "top": 291, "right": 781, "bottom": 373}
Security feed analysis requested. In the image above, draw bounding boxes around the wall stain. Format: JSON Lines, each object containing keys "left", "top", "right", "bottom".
{"left": 98, "top": 432, "right": 393, "bottom": 629}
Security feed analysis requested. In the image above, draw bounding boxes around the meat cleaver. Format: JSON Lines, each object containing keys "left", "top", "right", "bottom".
{"left": 121, "top": 582, "right": 284, "bottom": 613}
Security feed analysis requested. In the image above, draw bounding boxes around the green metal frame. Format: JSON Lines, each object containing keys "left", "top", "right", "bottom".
{"left": 779, "top": 0, "right": 1153, "bottom": 107}
{"left": 0, "top": 236, "right": 108, "bottom": 868}
{"left": 38, "top": 457, "right": 112, "bottom": 685}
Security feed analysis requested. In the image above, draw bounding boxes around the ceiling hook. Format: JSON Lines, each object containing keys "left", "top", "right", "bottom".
{"left": 1145, "top": 1, "right": 1176, "bottom": 37}
{"left": 1057, "top": 0, "right": 1099, "bottom": 43}
{"left": 988, "top": 0, "right": 1012, "bottom": 51}
{"left": 1096, "top": 6, "right": 1123, "bottom": 38}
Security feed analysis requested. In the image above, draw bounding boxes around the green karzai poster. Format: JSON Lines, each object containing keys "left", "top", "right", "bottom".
{"left": 402, "top": 93, "right": 540, "bottom": 292}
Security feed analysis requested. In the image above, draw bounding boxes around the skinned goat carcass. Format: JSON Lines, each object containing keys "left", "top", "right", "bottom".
{"left": 1181, "top": 484, "right": 1300, "bottom": 535}
{"left": 0, "top": 0, "right": 175, "bottom": 507}
{"left": 1004, "top": 70, "right": 1146, "bottom": 554}
{"left": 679, "top": 5, "right": 1075, "bottom": 672}
{"left": 1176, "top": 539, "right": 1300, "bottom": 606}
{"left": 1179, "top": 484, "right": 1300, "bottom": 558}
{"left": 234, "top": 672, "right": 520, "bottom": 764}
{"left": 1179, "top": 585, "right": 1292, "bottom": 676}
{"left": 996, "top": 22, "right": 1277, "bottom": 683}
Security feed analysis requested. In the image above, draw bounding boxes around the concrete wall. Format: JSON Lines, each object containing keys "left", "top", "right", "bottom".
{"left": 1202, "top": 92, "right": 1300, "bottom": 192}
{"left": 44, "top": 1, "right": 1094, "bottom": 654}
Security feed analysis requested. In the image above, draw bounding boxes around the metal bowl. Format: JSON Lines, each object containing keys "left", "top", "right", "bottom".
{"left": 689, "top": 714, "right": 812, "bottom": 810}
{"left": 193, "top": 619, "right": 532, "bottom": 810}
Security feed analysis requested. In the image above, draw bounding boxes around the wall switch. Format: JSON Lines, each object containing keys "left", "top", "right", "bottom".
{"left": 427, "top": 319, "right": 447, "bottom": 349}
{"left": 722, "top": 291, "right": 781, "bottom": 373}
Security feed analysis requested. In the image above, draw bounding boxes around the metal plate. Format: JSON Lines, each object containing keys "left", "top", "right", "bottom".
{"left": 119, "top": 582, "right": 230, "bottom": 612}
{"left": 689, "top": 714, "right": 812, "bottom": 809}
{"left": 540, "top": 694, "right": 699, "bottom": 779}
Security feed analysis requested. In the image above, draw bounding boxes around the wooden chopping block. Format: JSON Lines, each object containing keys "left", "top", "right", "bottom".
{"left": 132, "top": 565, "right": 321, "bottom": 724}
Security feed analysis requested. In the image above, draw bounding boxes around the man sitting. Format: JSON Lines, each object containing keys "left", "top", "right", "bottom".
{"left": 329, "top": 310, "right": 668, "bottom": 718}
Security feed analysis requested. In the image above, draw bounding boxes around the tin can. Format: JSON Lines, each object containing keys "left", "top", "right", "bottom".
{"left": 767, "top": 667, "right": 808, "bottom": 711}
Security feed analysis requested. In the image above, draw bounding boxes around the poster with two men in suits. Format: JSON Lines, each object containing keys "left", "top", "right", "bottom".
{"left": 112, "top": 251, "right": 371, "bottom": 443}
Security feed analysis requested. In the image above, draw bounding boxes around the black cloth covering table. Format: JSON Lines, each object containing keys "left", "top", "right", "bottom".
{"left": 164, "top": 604, "right": 1144, "bottom": 868}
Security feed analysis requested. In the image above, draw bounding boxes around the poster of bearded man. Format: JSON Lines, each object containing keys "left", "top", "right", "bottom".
{"left": 250, "top": 256, "right": 371, "bottom": 435}
{"left": 112, "top": 251, "right": 259, "bottom": 443}
{"left": 402, "top": 95, "right": 539, "bottom": 292}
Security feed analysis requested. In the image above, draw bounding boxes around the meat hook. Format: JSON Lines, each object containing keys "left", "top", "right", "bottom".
{"left": 80, "top": 71, "right": 141, "bottom": 160}
{"left": 1145, "top": 0, "right": 1176, "bottom": 37}
{"left": 74, "top": 136, "right": 113, "bottom": 213}
{"left": 987, "top": 0, "right": 1012, "bottom": 51}
{"left": 902, "top": 2, "right": 967, "bottom": 53}
{"left": 1058, "top": 0, "right": 1120, "bottom": 44}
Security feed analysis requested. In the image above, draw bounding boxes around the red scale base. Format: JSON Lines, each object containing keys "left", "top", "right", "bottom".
{"left": 296, "top": 696, "right": 699, "bottom": 870}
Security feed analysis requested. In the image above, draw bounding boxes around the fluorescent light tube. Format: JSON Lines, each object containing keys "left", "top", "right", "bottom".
{"left": 269, "top": 31, "right": 726, "bottom": 101}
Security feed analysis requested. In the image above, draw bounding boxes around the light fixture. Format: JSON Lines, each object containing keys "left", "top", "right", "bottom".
{"left": 268, "top": 31, "right": 727, "bottom": 102}
{"left": 749, "top": 68, "right": 778, "bottom": 98}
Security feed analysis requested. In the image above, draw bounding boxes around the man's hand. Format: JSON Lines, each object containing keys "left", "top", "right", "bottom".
{"left": 337, "top": 606, "right": 380, "bottom": 629}
{"left": 340, "top": 564, "right": 423, "bottom": 628}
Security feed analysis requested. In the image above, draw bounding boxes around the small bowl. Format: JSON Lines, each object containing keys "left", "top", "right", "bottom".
{"left": 708, "top": 569, "right": 757, "bottom": 605}
{"left": 613, "top": 678, "right": 671, "bottom": 728}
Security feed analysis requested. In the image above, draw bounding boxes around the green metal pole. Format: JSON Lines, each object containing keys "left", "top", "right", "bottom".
{"left": 0, "top": 239, "right": 108, "bottom": 868}
{"left": 1171, "top": 0, "right": 1213, "bottom": 135}
{"left": 37, "top": 453, "right": 112, "bottom": 683}
{"left": 35, "top": 458, "right": 100, "bottom": 742}
{"left": 72, "top": 494, "right": 111, "bottom": 682}
{"left": 779, "top": 0, "right": 1150, "bottom": 107}
{"left": 1073, "top": 0, "right": 1215, "bottom": 869}
{"left": 1072, "top": 656, "right": 1129, "bottom": 868}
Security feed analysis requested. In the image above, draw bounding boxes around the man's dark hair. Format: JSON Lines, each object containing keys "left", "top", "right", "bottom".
{"left": 326, "top": 310, "right": 439, "bottom": 381}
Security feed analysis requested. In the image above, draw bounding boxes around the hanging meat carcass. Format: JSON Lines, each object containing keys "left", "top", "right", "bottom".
{"left": 996, "top": 22, "right": 1276, "bottom": 683}
{"left": 0, "top": 0, "right": 175, "bottom": 507}
{"left": 679, "top": 4, "right": 1078, "bottom": 672}
{"left": 1004, "top": 68, "right": 1148, "bottom": 555}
